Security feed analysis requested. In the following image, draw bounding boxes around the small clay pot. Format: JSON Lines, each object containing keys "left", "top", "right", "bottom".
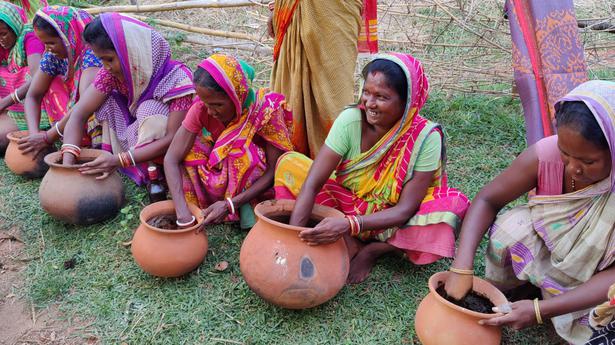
{"left": 239, "top": 199, "right": 349, "bottom": 309}
{"left": 0, "top": 114, "right": 18, "bottom": 155}
{"left": 39, "top": 149, "right": 125, "bottom": 225}
{"left": 5, "top": 130, "right": 53, "bottom": 178}
{"left": 131, "top": 200, "right": 208, "bottom": 278}
{"left": 414, "top": 271, "right": 508, "bottom": 345}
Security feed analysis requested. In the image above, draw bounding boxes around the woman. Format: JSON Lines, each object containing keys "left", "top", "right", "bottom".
{"left": 0, "top": 1, "right": 44, "bottom": 153}
{"left": 275, "top": 53, "right": 470, "bottom": 284}
{"left": 164, "top": 54, "right": 294, "bottom": 229}
{"left": 60, "top": 13, "right": 194, "bottom": 184}
{"left": 18, "top": 5, "right": 100, "bottom": 157}
{"left": 443, "top": 81, "right": 615, "bottom": 343}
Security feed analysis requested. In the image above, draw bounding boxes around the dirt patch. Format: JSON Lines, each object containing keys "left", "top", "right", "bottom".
{"left": 0, "top": 225, "right": 97, "bottom": 345}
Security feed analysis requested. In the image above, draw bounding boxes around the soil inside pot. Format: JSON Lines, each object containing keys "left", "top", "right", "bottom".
{"left": 268, "top": 214, "right": 322, "bottom": 228}
{"left": 147, "top": 214, "right": 180, "bottom": 230}
{"left": 436, "top": 284, "right": 495, "bottom": 314}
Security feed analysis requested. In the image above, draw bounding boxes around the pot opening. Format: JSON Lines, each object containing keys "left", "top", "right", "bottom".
{"left": 436, "top": 283, "right": 495, "bottom": 314}
{"left": 50, "top": 155, "right": 95, "bottom": 165}
{"left": 147, "top": 214, "right": 181, "bottom": 230}
{"left": 266, "top": 212, "right": 322, "bottom": 228}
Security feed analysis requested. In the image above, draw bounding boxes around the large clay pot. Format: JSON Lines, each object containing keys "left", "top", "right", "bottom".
{"left": 414, "top": 271, "right": 508, "bottom": 345}
{"left": 39, "top": 149, "right": 125, "bottom": 225}
{"left": 239, "top": 199, "right": 349, "bottom": 309}
{"left": 131, "top": 200, "right": 208, "bottom": 278}
{"left": 5, "top": 130, "right": 53, "bottom": 178}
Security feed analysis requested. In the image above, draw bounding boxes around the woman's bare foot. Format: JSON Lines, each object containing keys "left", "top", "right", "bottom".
{"left": 347, "top": 242, "right": 397, "bottom": 284}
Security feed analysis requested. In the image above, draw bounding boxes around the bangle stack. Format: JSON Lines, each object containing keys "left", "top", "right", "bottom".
{"left": 533, "top": 298, "right": 543, "bottom": 324}
{"left": 118, "top": 150, "right": 136, "bottom": 168}
{"left": 176, "top": 215, "right": 196, "bottom": 227}
{"left": 54, "top": 122, "right": 63, "bottom": 138}
{"left": 10, "top": 90, "right": 22, "bottom": 104}
{"left": 449, "top": 267, "right": 474, "bottom": 275}
{"left": 61, "top": 143, "right": 81, "bottom": 158}
{"left": 225, "top": 197, "right": 235, "bottom": 215}
{"left": 346, "top": 215, "right": 362, "bottom": 236}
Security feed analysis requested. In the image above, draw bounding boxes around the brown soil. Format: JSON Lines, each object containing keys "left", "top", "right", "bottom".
{"left": 268, "top": 214, "right": 322, "bottom": 228}
{"left": 147, "top": 214, "right": 179, "bottom": 230}
{"left": 0, "top": 224, "right": 97, "bottom": 345}
{"left": 436, "top": 284, "right": 495, "bottom": 314}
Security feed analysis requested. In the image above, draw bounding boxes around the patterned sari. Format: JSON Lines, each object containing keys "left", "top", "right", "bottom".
{"left": 506, "top": 0, "right": 588, "bottom": 145}
{"left": 182, "top": 54, "right": 293, "bottom": 227}
{"left": 486, "top": 81, "right": 615, "bottom": 343}
{"left": 95, "top": 13, "right": 195, "bottom": 185}
{"left": 275, "top": 53, "right": 470, "bottom": 264}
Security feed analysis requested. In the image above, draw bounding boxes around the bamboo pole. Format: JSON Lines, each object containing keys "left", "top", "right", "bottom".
{"left": 85, "top": 0, "right": 268, "bottom": 15}
{"left": 168, "top": 34, "right": 272, "bottom": 54}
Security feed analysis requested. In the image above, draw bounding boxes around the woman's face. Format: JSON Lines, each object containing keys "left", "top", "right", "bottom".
{"left": 360, "top": 71, "right": 405, "bottom": 130}
{"left": 0, "top": 21, "right": 17, "bottom": 51}
{"left": 196, "top": 85, "right": 236, "bottom": 126}
{"left": 557, "top": 125, "right": 611, "bottom": 186}
{"left": 34, "top": 27, "right": 67, "bottom": 59}
{"left": 91, "top": 45, "right": 123, "bottom": 82}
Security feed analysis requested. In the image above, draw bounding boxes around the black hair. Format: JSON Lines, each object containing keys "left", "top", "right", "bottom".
{"left": 556, "top": 100, "right": 609, "bottom": 150}
{"left": 83, "top": 17, "right": 114, "bottom": 51}
{"left": 193, "top": 66, "right": 225, "bottom": 93}
{"left": 33, "top": 15, "right": 59, "bottom": 37}
{"left": 362, "top": 59, "right": 408, "bottom": 105}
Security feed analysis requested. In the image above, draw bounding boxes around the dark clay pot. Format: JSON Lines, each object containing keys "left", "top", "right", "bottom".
{"left": 414, "top": 271, "right": 508, "bottom": 345}
{"left": 5, "top": 130, "right": 53, "bottom": 178}
{"left": 131, "top": 200, "right": 208, "bottom": 278}
{"left": 239, "top": 199, "right": 349, "bottom": 309}
{"left": 39, "top": 149, "right": 125, "bottom": 225}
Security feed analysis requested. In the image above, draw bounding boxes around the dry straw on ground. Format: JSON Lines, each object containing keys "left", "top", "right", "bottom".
{"left": 89, "top": 0, "right": 614, "bottom": 95}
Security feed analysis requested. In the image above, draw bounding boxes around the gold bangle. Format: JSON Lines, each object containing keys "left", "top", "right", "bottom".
{"left": 533, "top": 298, "right": 543, "bottom": 324}
{"left": 449, "top": 267, "right": 474, "bottom": 275}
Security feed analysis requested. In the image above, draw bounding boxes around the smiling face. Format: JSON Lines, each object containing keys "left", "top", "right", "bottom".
{"left": 196, "top": 85, "right": 235, "bottom": 126}
{"left": 557, "top": 125, "right": 611, "bottom": 186}
{"left": 0, "top": 21, "right": 17, "bottom": 51}
{"left": 91, "top": 45, "right": 123, "bottom": 82}
{"left": 360, "top": 71, "right": 405, "bottom": 131}
{"left": 34, "top": 27, "right": 67, "bottom": 59}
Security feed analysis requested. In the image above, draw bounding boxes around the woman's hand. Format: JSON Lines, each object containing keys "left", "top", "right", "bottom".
{"left": 479, "top": 300, "right": 538, "bottom": 330}
{"left": 299, "top": 217, "right": 349, "bottom": 245}
{"left": 444, "top": 272, "right": 474, "bottom": 300}
{"left": 78, "top": 151, "right": 119, "bottom": 179}
{"left": 17, "top": 132, "right": 49, "bottom": 157}
{"left": 202, "top": 201, "right": 229, "bottom": 225}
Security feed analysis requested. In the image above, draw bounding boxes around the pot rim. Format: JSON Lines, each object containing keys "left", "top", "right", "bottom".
{"left": 44, "top": 149, "right": 108, "bottom": 169}
{"left": 253, "top": 199, "right": 345, "bottom": 232}
{"left": 428, "top": 271, "right": 507, "bottom": 319}
{"left": 6, "top": 130, "right": 28, "bottom": 143}
{"left": 139, "top": 200, "right": 205, "bottom": 234}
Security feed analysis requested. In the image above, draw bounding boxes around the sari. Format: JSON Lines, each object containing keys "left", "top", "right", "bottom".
{"left": 506, "top": 0, "right": 588, "bottom": 145}
{"left": 0, "top": 1, "right": 48, "bottom": 130}
{"left": 94, "top": 13, "right": 195, "bottom": 185}
{"left": 486, "top": 81, "right": 615, "bottom": 343}
{"left": 275, "top": 53, "right": 470, "bottom": 264}
{"left": 182, "top": 54, "right": 294, "bottom": 228}
{"left": 270, "top": 0, "right": 363, "bottom": 157}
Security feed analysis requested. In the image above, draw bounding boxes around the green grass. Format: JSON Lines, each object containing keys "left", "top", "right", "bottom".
{"left": 0, "top": 94, "right": 568, "bottom": 344}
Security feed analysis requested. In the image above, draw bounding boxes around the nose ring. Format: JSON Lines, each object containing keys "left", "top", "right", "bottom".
{"left": 576, "top": 169, "right": 581, "bottom": 174}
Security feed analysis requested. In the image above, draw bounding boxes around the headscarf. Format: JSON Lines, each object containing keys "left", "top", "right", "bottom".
{"left": 34, "top": 6, "right": 93, "bottom": 82}
{"left": 99, "top": 13, "right": 194, "bottom": 113}
{"left": 0, "top": 1, "right": 29, "bottom": 68}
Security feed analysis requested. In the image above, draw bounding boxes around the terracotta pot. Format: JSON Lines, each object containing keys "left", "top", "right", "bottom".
{"left": 131, "top": 200, "right": 208, "bottom": 278}
{"left": 5, "top": 130, "right": 53, "bottom": 178}
{"left": 239, "top": 199, "right": 349, "bottom": 309}
{"left": 414, "top": 271, "right": 508, "bottom": 345}
{"left": 0, "top": 115, "right": 18, "bottom": 155}
{"left": 39, "top": 149, "right": 125, "bottom": 225}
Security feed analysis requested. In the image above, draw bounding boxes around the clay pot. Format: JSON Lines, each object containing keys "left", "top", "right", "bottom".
{"left": 239, "top": 199, "right": 349, "bottom": 309}
{"left": 5, "top": 130, "right": 53, "bottom": 178}
{"left": 39, "top": 149, "right": 125, "bottom": 225}
{"left": 414, "top": 271, "right": 508, "bottom": 345}
{"left": 0, "top": 114, "right": 18, "bottom": 155}
{"left": 131, "top": 200, "right": 208, "bottom": 278}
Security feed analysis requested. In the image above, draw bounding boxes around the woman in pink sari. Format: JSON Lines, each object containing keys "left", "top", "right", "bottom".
{"left": 164, "top": 54, "right": 294, "bottom": 229}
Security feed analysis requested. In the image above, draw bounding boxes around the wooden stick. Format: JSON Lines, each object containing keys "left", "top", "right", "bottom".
{"left": 129, "top": 14, "right": 261, "bottom": 42}
{"left": 85, "top": 0, "right": 268, "bottom": 15}
{"left": 577, "top": 19, "right": 615, "bottom": 33}
{"left": 169, "top": 34, "right": 271, "bottom": 54}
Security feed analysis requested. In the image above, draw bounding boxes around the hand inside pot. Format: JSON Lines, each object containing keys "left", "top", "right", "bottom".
{"left": 298, "top": 216, "right": 349, "bottom": 246}
{"left": 444, "top": 271, "right": 474, "bottom": 301}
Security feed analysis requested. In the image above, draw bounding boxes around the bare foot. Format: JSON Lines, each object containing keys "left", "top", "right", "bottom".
{"left": 343, "top": 233, "right": 364, "bottom": 260}
{"left": 347, "top": 242, "right": 396, "bottom": 284}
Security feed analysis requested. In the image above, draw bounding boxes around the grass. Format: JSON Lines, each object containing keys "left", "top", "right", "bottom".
{"left": 0, "top": 94, "right": 568, "bottom": 344}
